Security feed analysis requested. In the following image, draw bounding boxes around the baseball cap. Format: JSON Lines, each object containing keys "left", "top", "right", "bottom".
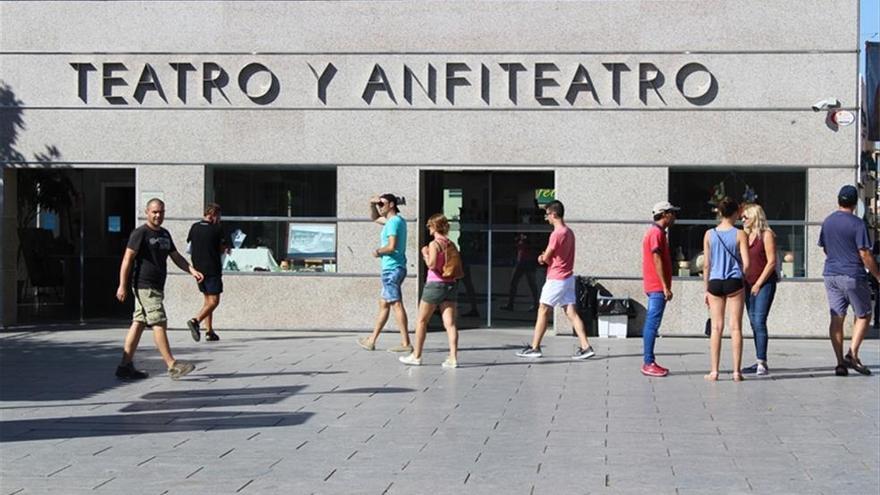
{"left": 837, "top": 185, "right": 858, "bottom": 206}
{"left": 652, "top": 201, "right": 681, "bottom": 215}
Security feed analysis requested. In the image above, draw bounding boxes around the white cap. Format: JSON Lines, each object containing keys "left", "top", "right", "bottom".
{"left": 652, "top": 201, "right": 681, "bottom": 215}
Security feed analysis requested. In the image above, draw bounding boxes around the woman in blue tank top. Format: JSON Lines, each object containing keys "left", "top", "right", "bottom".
{"left": 702, "top": 197, "right": 750, "bottom": 382}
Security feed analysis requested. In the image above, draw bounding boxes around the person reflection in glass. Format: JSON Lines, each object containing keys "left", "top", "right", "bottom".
{"left": 500, "top": 232, "right": 539, "bottom": 312}
{"left": 457, "top": 201, "right": 481, "bottom": 318}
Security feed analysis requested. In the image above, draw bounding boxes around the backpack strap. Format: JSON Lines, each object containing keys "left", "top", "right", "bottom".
{"left": 432, "top": 238, "right": 449, "bottom": 272}
{"left": 712, "top": 228, "right": 741, "bottom": 266}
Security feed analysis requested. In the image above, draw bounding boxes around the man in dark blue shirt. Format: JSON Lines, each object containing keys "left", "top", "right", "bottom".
{"left": 818, "top": 185, "right": 880, "bottom": 376}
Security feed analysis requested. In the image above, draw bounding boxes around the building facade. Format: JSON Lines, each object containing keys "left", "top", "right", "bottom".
{"left": 0, "top": 1, "right": 866, "bottom": 336}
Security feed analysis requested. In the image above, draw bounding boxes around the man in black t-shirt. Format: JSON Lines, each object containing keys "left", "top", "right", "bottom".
{"left": 186, "top": 203, "right": 227, "bottom": 342}
{"left": 115, "top": 198, "right": 204, "bottom": 380}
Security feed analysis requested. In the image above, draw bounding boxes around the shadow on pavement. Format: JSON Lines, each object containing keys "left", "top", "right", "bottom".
{"left": 0, "top": 410, "right": 315, "bottom": 442}
{"left": 1, "top": 383, "right": 418, "bottom": 442}
{"left": 0, "top": 332, "right": 275, "bottom": 402}
{"left": 200, "top": 370, "right": 348, "bottom": 380}
{"left": 322, "top": 387, "right": 414, "bottom": 394}
{"left": 120, "top": 385, "right": 309, "bottom": 412}
{"left": 0, "top": 333, "right": 134, "bottom": 402}
{"left": 669, "top": 365, "right": 879, "bottom": 380}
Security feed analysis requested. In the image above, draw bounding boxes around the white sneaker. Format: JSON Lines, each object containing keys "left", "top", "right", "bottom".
{"left": 441, "top": 357, "right": 458, "bottom": 368}
{"left": 399, "top": 354, "right": 422, "bottom": 366}
{"left": 756, "top": 362, "right": 770, "bottom": 376}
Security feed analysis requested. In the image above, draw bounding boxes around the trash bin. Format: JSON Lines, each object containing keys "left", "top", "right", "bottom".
{"left": 575, "top": 276, "right": 599, "bottom": 337}
{"left": 597, "top": 297, "right": 633, "bottom": 338}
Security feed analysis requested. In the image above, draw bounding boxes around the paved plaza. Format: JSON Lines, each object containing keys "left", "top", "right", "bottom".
{"left": 0, "top": 327, "right": 878, "bottom": 494}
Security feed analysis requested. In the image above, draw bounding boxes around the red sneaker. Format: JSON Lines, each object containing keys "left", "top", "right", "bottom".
{"left": 641, "top": 362, "right": 669, "bottom": 377}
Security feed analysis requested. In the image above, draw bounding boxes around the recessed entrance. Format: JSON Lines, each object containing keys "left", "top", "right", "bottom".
{"left": 420, "top": 170, "right": 554, "bottom": 328}
{"left": 15, "top": 168, "right": 135, "bottom": 323}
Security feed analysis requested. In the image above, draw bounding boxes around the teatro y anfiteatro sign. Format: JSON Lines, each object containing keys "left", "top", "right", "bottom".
{"left": 69, "top": 59, "right": 718, "bottom": 107}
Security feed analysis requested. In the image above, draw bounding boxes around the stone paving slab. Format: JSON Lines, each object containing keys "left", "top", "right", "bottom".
{"left": 1, "top": 327, "right": 878, "bottom": 494}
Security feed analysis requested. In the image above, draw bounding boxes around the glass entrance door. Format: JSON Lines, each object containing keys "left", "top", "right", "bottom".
{"left": 420, "top": 171, "right": 554, "bottom": 328}
{"left": 16, "top": 168, "right": 135, "bottom": 323}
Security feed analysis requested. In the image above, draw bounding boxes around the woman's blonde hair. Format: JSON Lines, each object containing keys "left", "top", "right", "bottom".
{"left": 426, "top": 213, "right": 450, "bottom": 235}
{"left": 742, "top": 203, "right": 771, "bottom": 236}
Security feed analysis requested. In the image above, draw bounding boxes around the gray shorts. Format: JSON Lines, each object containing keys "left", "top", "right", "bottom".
{"left": 824, "top": 275, "right": 872, "bottom": 318}
{"left": 421, "top": 282, "right": 458, "bottom": 305}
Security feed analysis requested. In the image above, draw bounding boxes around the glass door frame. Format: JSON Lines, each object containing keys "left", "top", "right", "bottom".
{"left": 420, "top": 169, "right": 555, "bottom": 328}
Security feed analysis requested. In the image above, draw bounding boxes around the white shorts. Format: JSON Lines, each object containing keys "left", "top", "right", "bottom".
{"left": 539, "top": 276, "right": 576, "bottom": 307}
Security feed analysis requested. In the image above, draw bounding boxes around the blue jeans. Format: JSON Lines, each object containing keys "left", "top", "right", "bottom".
{"left": 641, "top": 292, "right": 666, "bottom": 365}
{"left": 745, "top": 280, "right": 776, "bottom": 361}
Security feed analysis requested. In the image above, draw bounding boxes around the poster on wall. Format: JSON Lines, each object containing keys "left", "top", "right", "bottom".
{"left": 287, "top": 223, "right": 336, "bottom": 259}
{"left": 867, "top": 42, "right": 879, "bottom": 142}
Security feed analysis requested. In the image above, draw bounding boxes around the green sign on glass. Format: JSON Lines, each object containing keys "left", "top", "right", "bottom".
{"left": 535, "top": 189, "right": 556, "bottom": 205}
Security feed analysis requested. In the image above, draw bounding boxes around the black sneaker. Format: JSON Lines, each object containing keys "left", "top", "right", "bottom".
{"left": 741, "top": 363, "right": 759, "bottom": 374}
{"left": 187, "top": 319, "right": 201, "bottom": 342}
{"left": 844, "top": 352, "right": 872, "bottom": 376}
{"left": 572, "top": 346, "right": 596, "bottom": 360}
{"left": 834, "top": 364, "right": 849, "bottom": 377}
{"left": 205, "top": 331, "right": 220, "bottom": 342}
{"left": 115, "top": 362, "right": 149, "bottom": 380}
{"left": 516, "top": 345, "right": 543, "bottom": 358}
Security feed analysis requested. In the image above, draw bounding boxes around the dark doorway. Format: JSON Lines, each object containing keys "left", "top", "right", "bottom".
{"left": 16, "top": 169, "right": 135, "bottom": 323}
{"left": 420, "top": 171, "right": 554, "bottom": 328}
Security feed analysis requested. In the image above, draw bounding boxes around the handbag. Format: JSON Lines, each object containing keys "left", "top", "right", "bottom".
{"left": 704, "top": 317, "right": 712, "bottom": 337}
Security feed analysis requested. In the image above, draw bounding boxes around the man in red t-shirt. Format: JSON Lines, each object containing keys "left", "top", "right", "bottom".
{"left": 640, "top": 201, "right": 679, "bottom": 377}
{"left": 515, "top": 200, "right": 595, "bottom": 360}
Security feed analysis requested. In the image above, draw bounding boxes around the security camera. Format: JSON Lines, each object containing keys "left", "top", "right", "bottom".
{"left": 812, "top": 98, "right": 840, "bottom": 112}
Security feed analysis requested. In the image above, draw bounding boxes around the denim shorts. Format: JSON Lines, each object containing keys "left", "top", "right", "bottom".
{"left": 824, "top": 275, "right": 872, "bottom": 318}
{"left": 421, "top": 281, "right": 458, "bottom": 305}
{"left": 380, "top": 267, "right": 407, "bottom": 302}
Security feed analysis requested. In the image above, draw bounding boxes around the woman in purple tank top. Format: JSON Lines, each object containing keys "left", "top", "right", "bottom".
{"left": 741, "top": 204, "right": 777, "bottom": 376}
{"left": 702, "top": 197, "right": 750, "bottom": 382}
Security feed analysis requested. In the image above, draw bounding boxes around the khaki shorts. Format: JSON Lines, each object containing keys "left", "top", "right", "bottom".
{"left": 133, "top": 288, "right": 167, "bottom": 325}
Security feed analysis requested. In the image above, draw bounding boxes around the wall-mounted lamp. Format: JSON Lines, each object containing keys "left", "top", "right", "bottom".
{"left": 812, "top": 98, "right": 840, "bottom": 112}
{"left": 813, "top": 98, "right": 855, "bottom": 130}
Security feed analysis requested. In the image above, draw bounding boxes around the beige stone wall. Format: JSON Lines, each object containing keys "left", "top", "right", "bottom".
{"left": 0, "top": 1, "right": 862, "bottom": 332}
{"left": 0, "top": 1, "right": 858, "bottom": 52}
